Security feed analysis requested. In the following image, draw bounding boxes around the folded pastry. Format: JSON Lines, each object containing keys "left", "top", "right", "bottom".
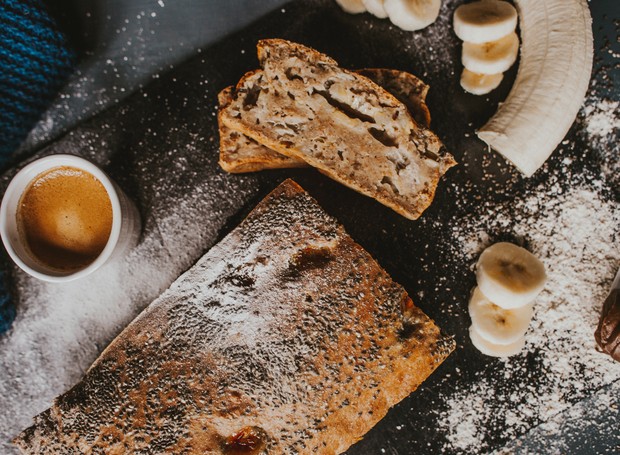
{"left": 219, "top": 39, "right": 456, "bottom": 220}
{"left": 218, "top": 68, "right": 432, "bottom": 173}
{"left": 15, "top": 179, "right": 454, "bottom": 454}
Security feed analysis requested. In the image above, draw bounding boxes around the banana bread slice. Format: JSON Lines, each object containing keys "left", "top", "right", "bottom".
{"left": 220, "top": 39, "right": 455, "bottom": 220}
{"left": 218, "top": 68, "right": 432, "bottom": 173}
{"left": 218, "top": 85, "right": 307, "bottom": 173}
{"left": 356, "top": 68, "right": 431, "bottom": 129}
{"left": 15, "top": 179, "right": 454, "bottom": 455}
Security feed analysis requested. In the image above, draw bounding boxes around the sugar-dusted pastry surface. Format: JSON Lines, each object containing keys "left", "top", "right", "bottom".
{"left": 15, "top": 180, "right": 453, "bottom": 454}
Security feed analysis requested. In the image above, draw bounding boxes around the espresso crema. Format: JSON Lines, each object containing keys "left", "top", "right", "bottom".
{"left": 17, "top": 166, "right": 113, "bottom": 271}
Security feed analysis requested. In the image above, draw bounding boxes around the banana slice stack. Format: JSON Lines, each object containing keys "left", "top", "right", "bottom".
{"left": 335, "top": 0, "right": 442, "bottom": 31}
{"left": 469, "top": 242, "right": 547, "bottom": 357}
{"left": 454, "top": 0, "right": 519, "bottom": 95}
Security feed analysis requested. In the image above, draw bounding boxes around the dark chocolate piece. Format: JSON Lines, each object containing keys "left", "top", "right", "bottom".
{"left": 595, "top": 269, "right": 620, "bottom": 362}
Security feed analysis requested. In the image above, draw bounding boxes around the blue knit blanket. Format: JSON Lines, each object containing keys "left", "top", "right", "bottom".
{"left": 0, "top": 0, "right": 75, "bottom": 165}
{"left": 0, "top": 0, "right": 76, "bottom": 333}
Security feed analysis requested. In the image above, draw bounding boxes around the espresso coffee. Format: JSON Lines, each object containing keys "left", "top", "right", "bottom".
{"left": 17, "top": 166, "right": 113, "bottom": 272}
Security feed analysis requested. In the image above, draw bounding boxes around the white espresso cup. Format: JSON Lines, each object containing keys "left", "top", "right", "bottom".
{"left": 0, "top": 154, "right": 141, "bottom": 282}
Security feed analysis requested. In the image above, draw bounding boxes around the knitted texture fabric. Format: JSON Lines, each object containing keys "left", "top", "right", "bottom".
{"left": 0, "top": 0, "right": 76, "bottom": 334}
{"left": 0, "top": 263, "right": 16, "bottom": 335}
{"left": 0, "top": 0, "right": 76, "bottom": 168}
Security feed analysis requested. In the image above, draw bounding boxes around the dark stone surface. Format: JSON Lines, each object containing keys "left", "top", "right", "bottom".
{"left": 5, "top": 0, "right": 619, "bottom": 453}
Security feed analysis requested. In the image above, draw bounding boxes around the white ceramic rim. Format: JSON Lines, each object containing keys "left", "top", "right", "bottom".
{"left": 0, "top": 154, "right": 122, "bottom": 283}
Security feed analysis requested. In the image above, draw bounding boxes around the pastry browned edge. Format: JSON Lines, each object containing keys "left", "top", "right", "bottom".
{"left": 15, "top": 179, "right": 455, "bottom": 454}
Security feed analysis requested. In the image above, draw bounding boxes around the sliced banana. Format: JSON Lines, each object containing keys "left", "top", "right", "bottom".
{"left": 460, "top": 68, "right": 504, "bottom": 95}
{"left": 363, "top": 0, "right": 388, "bottom": 18}
{"left": 462, "top": 31, "right": 519, "bottom": 75}
{"left": 469, "top": 325, "right": 526, "bottom": 357}
{"left": 476, "top": 242, "right": 547, "bottom": 309}
{"left": 477, "top": 0, "right": 593, "bottom": 177}
{"left": 453, "top": 0, "right": 518, "bottom": 44}
{"left": 469, "top": 287, "right": 533, "bottom": 345}
{"left": 384, "top": 0, "right": 442, "bottom": 31}
{"left": 335, "top": 0, "right": 367, "bottom": 14}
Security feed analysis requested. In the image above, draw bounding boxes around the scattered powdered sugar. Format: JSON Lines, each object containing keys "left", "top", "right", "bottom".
{"left": 0, "top": 198, "right": 243, "bottom": 453}
{"left": 581, "top": 98, "right": 620, "bottom": 190}
{"left": 435, "top": 33, "right": 620, "bottom": 445}
{"left": 584, "top": 99, "right": 619, "bottom": 139}
{"left": 442, "top": 391, "right": 487, "bottom": 450}
{"left": 497, "top": 380, "right": 620, "bottom": 454}
{"left": 0, "top": 124, "right": 262, "bottom": 453}
{"left": 1, "top": 1, "right": 617, "bottom": 453}
{"left": 438, "top": 181, "right": 620, "bottom": 453}
{"left": 18, "top": 1, "right": 290, "bottom": 157}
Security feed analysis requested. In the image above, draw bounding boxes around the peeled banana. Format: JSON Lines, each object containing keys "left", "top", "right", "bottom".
{"left": 384, "top": 0, "right": 442, "bottom": 31}
{"left": 469, "top": 287, "right": 533, "bottom": 345}
{"left": 335, "top": 0, "right": 367, "bottom": 14}
{"left": 476, "top": 242, "right": 547, "bottom": 309}
{"left": 453, "top": 0, "right": 518, "bottom": 96}
{"left": 477, "top": 0, "right": 594, "bottom": 177}
{"left": 460, "top": 68, "right": 504, "bottom": 95}
{"left": 469, "top": 242, "right": 546, "bottom": 357}
{"left": 363, "top": 0, "right": 388, "bottom": 18}
{"left": 462, "top": 32, "right": 519, "bottom": 75}
{"left": 335, "top": 0, "right": 442, "bottom": 31}
{"left": 469, "top": 325, "right": 526, "bottom": 358}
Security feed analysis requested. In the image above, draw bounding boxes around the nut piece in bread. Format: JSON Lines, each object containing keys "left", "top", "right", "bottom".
{"left": 220, "top": 39, "right": 456, "bottom": 220}
{"left": 15, "top": 179, "right": 455, "bottom": 454}
{"left": 218, "top": 68, "right": 432, "bottom": 173}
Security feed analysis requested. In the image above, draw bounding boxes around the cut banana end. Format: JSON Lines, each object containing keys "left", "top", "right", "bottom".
{"left": 476, "top": 242, "right": 547, "bottom": 309}
{"left": 363, "top": 0, "right": 388, "bottom": 18}
{"left": 462, "top": 31, "right": 519, "bottom": 75}
{"left": 384, "top": 0, "right": 442, "bottom": 32}
{"left": 461, "top": 68, "right": 504, "bottom": 95}
{"left": 469, "top": 287, "right": 533, "bottom": 345}
{"left": 476, "top": 0, "right": 594, "bottom": 177}
{"left": 470, "top": 325, "right": 526, "bottom": 357}
{"left": 453, "top": 0, "right": 518, "bottom": 44}
{"left": 335, "top": 0, "right": 367, "bottom": 14}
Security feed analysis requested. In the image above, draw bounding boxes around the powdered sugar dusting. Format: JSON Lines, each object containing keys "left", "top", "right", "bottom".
{"left": 584, "top": 99, "right": 619, "bottom": 139}
{"left": 497, "top": 380, "right": 620, "bottom": 454}
{"left": 1, "top": 1, "right": 617, "bottom": 453}
{"left": 11, "top": 181, "right": 454, "bottom": 453}
{"left": 581, "top": 98, "right": 620, "bottom": 189}
{"left": 433, "top": 21, "right": 620, "bottom": 444}
{"left": 437, "top": 181, "right": 620, "bottom": 453}
{"left": 0, "top": 184, "right": 256, "bottom": 452}
{"left": 0, "top": 117, "right": 263, "bottom": 454}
